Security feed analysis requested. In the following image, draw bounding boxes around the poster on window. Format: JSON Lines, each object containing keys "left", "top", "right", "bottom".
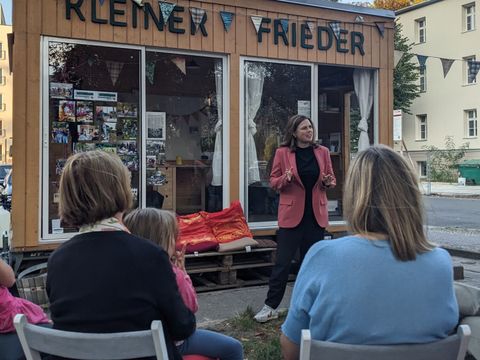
{"left": 297, "top": 100, "right": 311, "bottom": 117}
{"left": 117, "top": 103, "right": 138, "bottom": 118}
{"left": 58, "top": 100, "right": 76, "bottom": 122}
{"left": 74, "top": 90, "right": 96, "bottom": 101}
{"left": 51, "top": 122, "right": 69, "bottom": 144}
{"left": 50, "top": 83, "right": 73, "bottom": 99}
{"left": 95, "top": 91, "right": 117, "bottom": 102}
{"left": 76, "top": 101, "right": 94, "bottom": 123}
{"left": 147, "top": 112, "right": 166, "bottom": 140}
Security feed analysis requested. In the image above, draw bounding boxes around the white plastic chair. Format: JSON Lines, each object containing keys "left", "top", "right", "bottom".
{"left": 299, "top": 325, "right": 471, "bottom": 360}
{"left": 13, "top": 314, "right": 169, "bottom": 360}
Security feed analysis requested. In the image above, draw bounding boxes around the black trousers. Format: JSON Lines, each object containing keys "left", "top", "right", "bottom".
{"left": 265, "top": 218, "right": 325, "bottom": 309}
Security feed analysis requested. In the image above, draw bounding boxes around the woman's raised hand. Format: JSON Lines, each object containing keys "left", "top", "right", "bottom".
{"left": 285, "top": 168, "right": 293, "bottom": 182}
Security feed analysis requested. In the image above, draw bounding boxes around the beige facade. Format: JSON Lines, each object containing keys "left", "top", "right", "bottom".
{"left": 397, "top": 0, "right": 480, "bottom": 175}
{"left": 0, "top": 8, "right": 12, "bottom": 164}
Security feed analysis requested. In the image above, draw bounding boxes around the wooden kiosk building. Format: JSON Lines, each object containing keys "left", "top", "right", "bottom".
{"left": 11, "top": 0, "right": 395, "bottom": 273}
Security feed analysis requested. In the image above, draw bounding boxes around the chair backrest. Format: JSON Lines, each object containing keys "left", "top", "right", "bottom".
{"left": 299, "top": 325, "right": 471, "bottom": 360}
{"left": 13, "top": 314, "right": 169, "bottom": 360}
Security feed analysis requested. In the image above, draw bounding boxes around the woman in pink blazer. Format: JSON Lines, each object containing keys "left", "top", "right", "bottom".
{"left": 254, "top": 115, "right": 336, "bottom": 323}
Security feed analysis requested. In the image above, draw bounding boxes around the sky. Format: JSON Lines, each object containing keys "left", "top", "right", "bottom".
{"left": 0, "top": 0, "right": 11, "bottom": 25}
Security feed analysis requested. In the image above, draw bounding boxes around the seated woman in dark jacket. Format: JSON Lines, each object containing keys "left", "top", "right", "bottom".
{"left": 46, "top": 150, "right": 195, "bottom": 360}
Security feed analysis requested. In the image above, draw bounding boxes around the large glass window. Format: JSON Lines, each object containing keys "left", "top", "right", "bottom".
{"left": 145, "top": 52, "right": 224, "bottom": 214}
{"left": 44, "top": 40, "right": 140, "bottom": 236}
{"left": 243, "top": 60, "right": 312, "bottom": 223}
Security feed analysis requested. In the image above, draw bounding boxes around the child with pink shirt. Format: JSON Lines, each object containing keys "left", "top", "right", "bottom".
{"left": 124, "top": 208, "right": 243, "bottom": 360}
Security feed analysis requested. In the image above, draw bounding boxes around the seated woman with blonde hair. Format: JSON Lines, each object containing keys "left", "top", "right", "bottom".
{"left": 46, "top": 150, "right": 195, "bottom": 360}
{"left": 281, "top": 145, "right": 459, "bottom": 360}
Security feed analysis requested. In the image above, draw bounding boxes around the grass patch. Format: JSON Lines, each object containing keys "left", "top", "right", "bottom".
{"left": 208, "top": 306, "right": 286, "bottom": 360}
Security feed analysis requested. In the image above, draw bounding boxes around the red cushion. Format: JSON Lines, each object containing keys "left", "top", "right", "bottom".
{"left": 203, "top": 201, "right": 253, "bottom": 244}
{"left": 184, "top": 241, "right": 218, "bottom": 254}
{"left": 183, "top": 356, "right": 217, "bottom": 360}
{"left": 177, "top": 212, "right": 217, "bottom": 249}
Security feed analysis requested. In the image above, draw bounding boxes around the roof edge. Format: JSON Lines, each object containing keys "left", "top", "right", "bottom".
{"left": 396, "top": 0, "right": 444, "bottom": 15}
{"left": 275, "top": 0, "right": 396, "bottom": 19}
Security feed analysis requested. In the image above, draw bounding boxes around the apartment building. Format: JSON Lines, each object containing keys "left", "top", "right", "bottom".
{"left": 397, "top": 0, "right": 480, "bottom": 177}
{"left": 0, "top": 5, "right": 12, "bottom": 164}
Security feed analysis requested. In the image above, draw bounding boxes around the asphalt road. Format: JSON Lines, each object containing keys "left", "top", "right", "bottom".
{"left": 424, "top": 196, "right": 480, "bottom": 229}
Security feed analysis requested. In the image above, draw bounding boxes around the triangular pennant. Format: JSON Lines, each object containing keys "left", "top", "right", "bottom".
{"left": 355, "top": 15, "right": 365, "bottom": 23}
{"left": 171, "top": 57, "right": 186, "bottom": 75}
{"left": 468, "top": 61, "right": 480, "bottom": 83}
{"left": 251, "top": 16, "right": 263, "bottom": 34}
{"left": 190, "top": 7, "right": 206, "bottom": 34}
{"left": 417, "top": 54, "right": 428, "bottom": 69}
{"left": 159, "top": 2, "right": 176, "bottom": 24}
{"left": 394, "top": 50, "right": 404, "bottom": 68}
{"left": 328, "top": 21, "right": 341, "bottom": 40}
{"left": 306, "top": 21, "right": 315, "bottom": 33}
{"left": 105, "top": 61, "right": 124, "bottom": 86}
{"left": 99, "top": 0, "right": 105, "bottom": 5}
{"left": 131, "top": 0, "right": 143, "bottom": 7}
{"left": 375, "top": 22, "right": 385, "bottom": 37}
{"left": 440, "top": 58, "right": 455, "bottom": 78}
{"left": 146, "top": 61, "right": 156, "bottom": 85}
{"left": 220, "top": 11, "right": 234, "bottom": 32}
{"left": 280, "top": 19, "right": 289, "bottom": 33}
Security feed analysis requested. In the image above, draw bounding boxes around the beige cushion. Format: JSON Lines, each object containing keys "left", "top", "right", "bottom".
{"left": 455, "top": 282, "right": 480, "bottom": 316}
{"left": 218, "top": 237, "right": 258, "bottom": 253}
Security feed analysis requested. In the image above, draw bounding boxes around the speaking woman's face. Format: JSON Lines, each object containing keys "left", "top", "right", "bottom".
{"left": 294, "top": 119, "right": 314, "bottom": 145}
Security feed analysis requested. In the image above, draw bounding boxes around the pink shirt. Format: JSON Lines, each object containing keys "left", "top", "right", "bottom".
{"left": 172, "top": 265, "right": 198, "bottom": 313}
{"left": 0, "top": 286, "right": 49, "bottom": 333}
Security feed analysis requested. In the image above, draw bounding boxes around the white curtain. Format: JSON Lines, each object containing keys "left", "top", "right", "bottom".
{"left": 353, "top": 69, "right": 374, "bottom": 152}
{"left": 246, "top": 63, "right": 265, "bottom": 184}
{"left": 211, "top": 60, "right": 223, "bottom": 186}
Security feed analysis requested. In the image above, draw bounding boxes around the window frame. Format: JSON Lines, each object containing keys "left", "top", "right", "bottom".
{"left": 418, "top": 161, "right": 427, "bottom": 178}
{"left": 416, "top": 18, "right": 427, "bottom": 43}
{"left": 416, "top": 114, "right": 427, "bottom": 141}
{"left": 40, "top": 36, "right": 230, "bottom": 242}
{"left": 419, "top": 65, "right": 427, "bottom": 92}
{"left": 465, "top": 109, "right": 478, "bottom": 137}
{"left": 464, "top": 3, "right": 476, "bottom": 32}
{"left": 464, "top": 55, "right": 477, "bottom": 85}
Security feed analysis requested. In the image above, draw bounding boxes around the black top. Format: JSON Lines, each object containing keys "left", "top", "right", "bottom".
{"left": 295, "top": 146, "right": 320, "bottom": 221}
{"left": 47, "top": 231, "right": 196, "bottom": 360}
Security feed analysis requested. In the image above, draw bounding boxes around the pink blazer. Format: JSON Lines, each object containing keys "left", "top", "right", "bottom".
{"left": 270, "top": 145, "right": 336, "bottom": 228}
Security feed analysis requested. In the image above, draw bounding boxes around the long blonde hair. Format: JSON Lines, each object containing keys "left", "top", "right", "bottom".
{"left": 123, "top": 208, "right": 178, "bottom": 256}
{"left": 343, "top": 145, "right": 433, "bottom": 261}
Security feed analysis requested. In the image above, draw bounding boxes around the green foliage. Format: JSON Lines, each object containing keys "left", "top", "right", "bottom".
{"left": 423, "top": 136, "right": 470, "bottom": 182}
{"left": 231, "top": 306, "right": 257, "bottom": 332}
{"left": 394, "top": 22, "right": 421, "bottom": 114}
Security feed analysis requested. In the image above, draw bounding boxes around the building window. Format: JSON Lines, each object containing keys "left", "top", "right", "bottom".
{"left": 466, "top": 109, "right": 478, "bottom": 137}
{"left": 464, "top": 55, "right": 477, "bottom": 84}
{"left": 464, "top": 3, "right": 476, "bottom": 31}
{"left": 418, "top": 161, "right": 427, "bottom": 178}
{"left": 417, "top": 114, "right": 427, "bottom": 140}
{"left": 416, "top": 18, "right": 426, "bottom": 43}
{"left": 419, "top": 65, "right": 427, "bottom": 91}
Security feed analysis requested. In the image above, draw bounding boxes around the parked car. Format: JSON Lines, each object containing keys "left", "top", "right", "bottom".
{"left": 0, "top": 164, "right": 12, "bottom": 186}
{"left": 1, "top": 169, "right": 12, "bottom": 211}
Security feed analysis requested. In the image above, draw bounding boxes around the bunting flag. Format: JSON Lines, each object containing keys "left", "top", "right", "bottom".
{"left": 171, "top": 57, "right": 186, "bottom": 75}
{"left": 375, "top": 22, "right": 385, "bottom": 38}
{"left": 440, "top": 58, "right": 455, "bottom": 78}
{"left": 394, "top": 50, "right": 404, "bottom": 68}
{"left": 105, "top": 61, "right": 124, "bottom": 86}
{"left": 190, "top": 7, "right": 206, "bottom": 34}
{"left": 306, "top": 21, "right": 315, "bottom": 33}
{"left": 146, "top": 61, "right": 156, "bottom": 85}
{"left": 417, "top": 54, "right": 428, "bottom": 69}
{"left": 99, "top": 0, "right": 105, "bottom": 5}
{"left": 280, "top": 19, "right": 289, "bottom": 33}
{"left": 131, "top": 0, "right": 143, "bottom": 7}
{"left": 251, "top": 16, "right": 263, "bottom": 34}
{"left": 328, "top": 21, "right": 341, "bottom": 40}
{"left": 159, "top": 2, "right": 176, "bottom": 24}
{"left": 355, "top": 15, "right": 365, "bottom": 23}
{"left": 468, "top": 61, "right": 480, "bottom": 83}
{"left": 220, "top": 11, "right": 234, "bottom": 32}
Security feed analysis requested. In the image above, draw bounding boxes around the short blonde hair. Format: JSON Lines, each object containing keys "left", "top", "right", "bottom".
{"left": 343, "top": 145, "right": 433, "bottom": 261}
{"left": 59, "top": 150, "right": 132, "bottom": 227}
{"left": 123, "top": 208, "right": 178, "bottom": 255}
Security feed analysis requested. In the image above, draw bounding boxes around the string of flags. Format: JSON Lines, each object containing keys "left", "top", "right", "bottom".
{"left": 395, "top": 51, "right": 480, "bottom": 82}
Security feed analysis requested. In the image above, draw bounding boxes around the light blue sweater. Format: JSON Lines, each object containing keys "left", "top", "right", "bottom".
{"left": 282, "top": 235, "right": 459, "bottom": 345}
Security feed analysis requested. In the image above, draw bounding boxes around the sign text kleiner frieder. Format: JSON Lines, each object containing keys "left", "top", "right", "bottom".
{"left": 65, "top": 0, "right": 365, "bottom": 55}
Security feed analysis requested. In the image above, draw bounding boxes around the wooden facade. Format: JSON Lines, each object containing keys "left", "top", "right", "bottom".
{"left": 12, "top": 0, "right": 395, "bottom": 251}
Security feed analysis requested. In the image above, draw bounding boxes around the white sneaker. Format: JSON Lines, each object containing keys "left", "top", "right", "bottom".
{"left": 254, "top": 304, "right": 279, "bottom": 323}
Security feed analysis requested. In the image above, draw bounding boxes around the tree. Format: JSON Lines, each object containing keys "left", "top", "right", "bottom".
{"left": 373, "top": 0, "right": 423, "bottom": 11}
{"left": 393, "top": 22, "right": 421, "bottom": 114}
{"left": 423, "top": 136, "right": 470, "bottom": 183}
